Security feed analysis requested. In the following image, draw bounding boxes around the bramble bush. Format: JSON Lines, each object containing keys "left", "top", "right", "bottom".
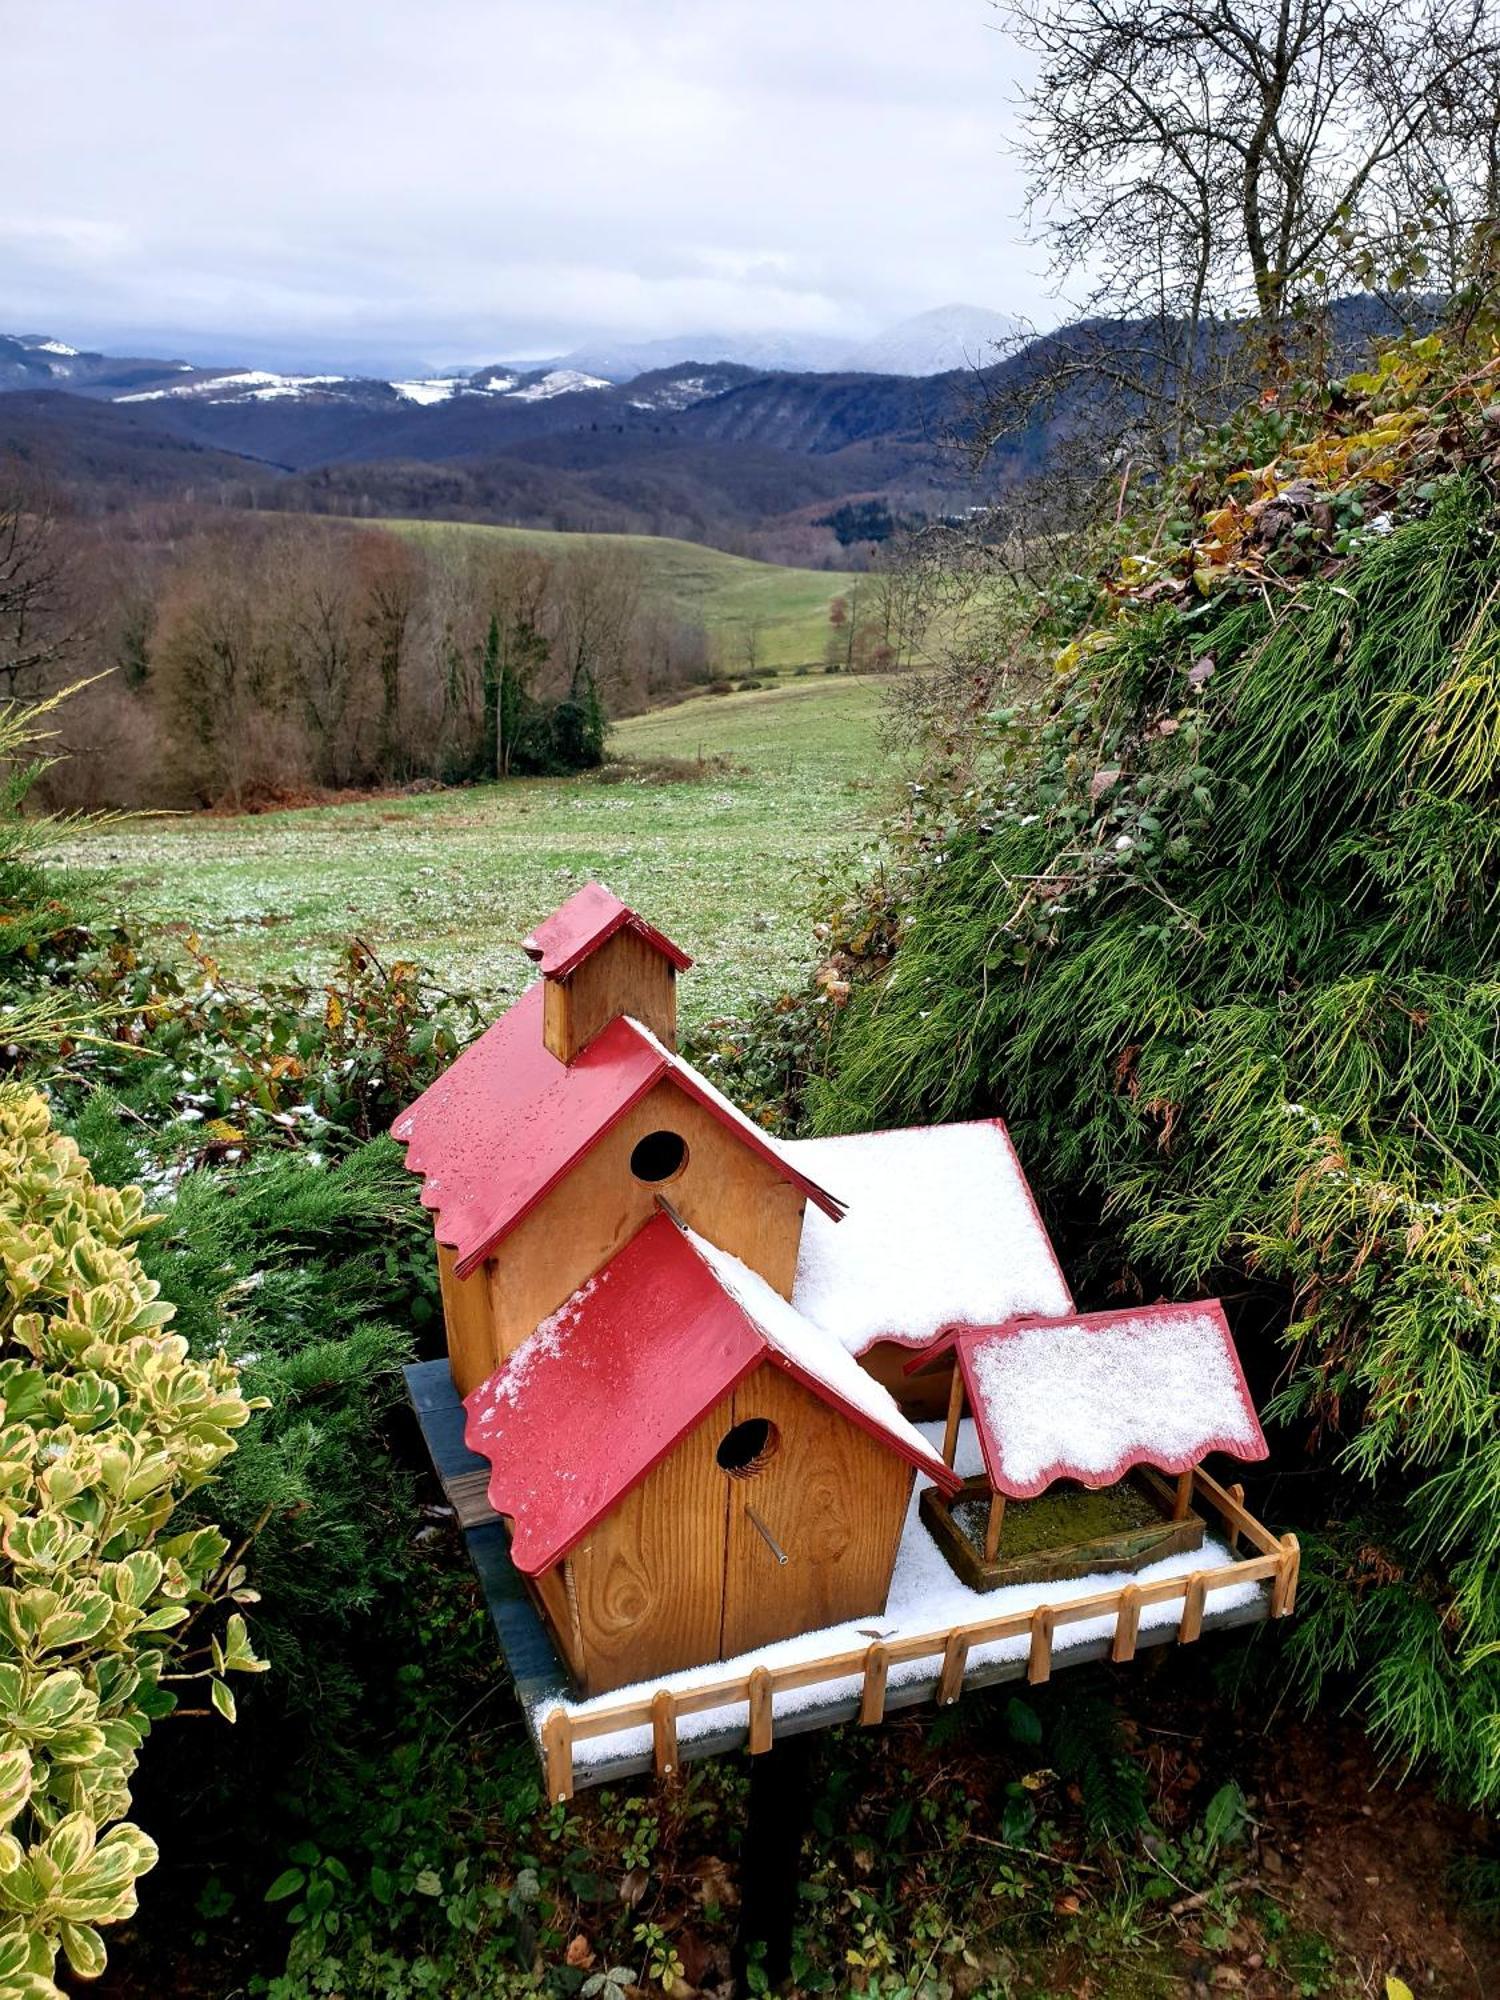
{"left": 0, "top": 1087, "right": 263, "bottom": 1997}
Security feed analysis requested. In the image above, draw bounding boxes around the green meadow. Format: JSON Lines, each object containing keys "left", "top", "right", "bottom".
{"left": 386, "top": 518, "right": 864, "bottom": 671}
{"left": 54, "top": 675, "right": 900, "bottom": 1023}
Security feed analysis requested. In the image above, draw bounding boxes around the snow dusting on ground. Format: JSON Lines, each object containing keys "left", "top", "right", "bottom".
{"left": 785, "top": 1123, "right": 1073, "bottom": 1353}
{"left": 538, "top": 1419, "right": 1268, "bottom": 1770}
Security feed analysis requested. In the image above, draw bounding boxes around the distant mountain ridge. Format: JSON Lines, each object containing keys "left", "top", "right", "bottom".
{"left": 0, "top": 300, "right": 1399, "bottom": 560}
{"left": 533, "top": 305, "right": 1021, "bottom": 382}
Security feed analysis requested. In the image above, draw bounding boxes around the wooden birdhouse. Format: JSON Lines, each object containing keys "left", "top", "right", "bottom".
{"left": 906, "top": 1305, "right": 1269, "bottom": 1591}
{"left": 395, "top": 883, "right": 1283, "bottom": 1730}
{"left": 394, "top": 885, "right": 961, "bottom": 1695}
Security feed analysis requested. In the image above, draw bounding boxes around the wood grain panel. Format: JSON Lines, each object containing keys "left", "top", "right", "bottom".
{"left": 860, "top": 1340, "right": 949, "bottom": 1420}
{"left": 568, "top": 1386, "right": 736, "bottom": 1695}
{"left": 438, "top": 1242, "right": 500, "bottom": 1397}
{"left": 543, "top": 929, "right": 677, "bottom": 1063}
{"left": 719, "top": 1362, "right": 911, "bottom": 1659}
{"left": 530, "top": 1561, "right": 588, "bottom": 1687}
{"left": 482, "top": 1077, "right": 806, "bottom": 1366}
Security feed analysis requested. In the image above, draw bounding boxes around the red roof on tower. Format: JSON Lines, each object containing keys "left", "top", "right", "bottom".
{"left": 463, "top": 1212, "right": 958, "bottom": 1574}
{"left": 393, "top": 985, "right": 844, "bottom": 1278}
{"left": 908, "top": 1303, "right": 1268, "bottom": 1499}
{"left": 522, "top": 883, "right": 692, "bottom": 979}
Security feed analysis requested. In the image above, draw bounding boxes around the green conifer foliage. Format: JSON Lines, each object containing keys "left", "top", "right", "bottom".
{"left": 813, "top": 351, "right": 1500, "bottom": 1805}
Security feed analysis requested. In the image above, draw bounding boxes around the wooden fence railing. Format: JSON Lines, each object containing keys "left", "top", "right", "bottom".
{"left": 539, "top": 1466, "right": 1297, "bottom": 1802}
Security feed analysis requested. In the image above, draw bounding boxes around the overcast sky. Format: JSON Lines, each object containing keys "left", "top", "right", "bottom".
{"left": 2, "top": 0, "right": 1049, "bottom": 371}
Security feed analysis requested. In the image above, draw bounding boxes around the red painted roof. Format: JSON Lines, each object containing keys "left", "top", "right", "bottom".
{"left": 522, "top": 883, "right": 692, "bottom": 979}
{"left": 909, "top": 1303, "right": 1268, "bottom": 1500}
{"left": 393, "top": 989, "right": 843, "bottom": 1278}
{"left": 463, "top": 1214, "right": 958, "bottom": 1574}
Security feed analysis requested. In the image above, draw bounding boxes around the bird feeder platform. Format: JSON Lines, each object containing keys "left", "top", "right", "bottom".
{"left": 406, "top": 1358, "right": 1297, "bottom": 1803}
{"left": 919, "top": 1468, "right": 1206, "bottom": 1593}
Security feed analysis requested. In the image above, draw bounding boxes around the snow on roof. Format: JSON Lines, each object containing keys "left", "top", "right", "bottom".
{"left": 944, "top": 1303, "right": 1268, "bottom": 1500}
{"left": 392, "top": 988, "right": 843, "bottom": 1277}
{"left": 539, "top": 1417, "right": 1270, "bottom": 1771}
{"left": 784, "top": 1122, "right": 1073, "bottom": 1355}
{"left": 521, "top": 883, "right": 692, "bottom": 979}
{"left": 684, "top": 1230, "right": 949, "bottom": 1480}
{"left": 463, "top": 1215, "right": 956, "bottom": 1573}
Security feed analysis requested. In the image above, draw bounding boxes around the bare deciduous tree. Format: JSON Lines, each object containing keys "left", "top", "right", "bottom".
{"left": 0, "top": 473, "right": 75, "bottom": 701}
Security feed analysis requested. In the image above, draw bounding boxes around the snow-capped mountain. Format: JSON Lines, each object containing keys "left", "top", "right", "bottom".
{"left": 839, "top": 305, "right": 1022, "bottom": 376}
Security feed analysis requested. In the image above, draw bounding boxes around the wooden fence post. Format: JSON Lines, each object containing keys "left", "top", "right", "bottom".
{"left": 1178, "top": 1572, "right": 1208, "bottom": 1645}
{"left": 859, "top": 1643, "right": 890, "bottom": 1725}
{"left": 1028, "top": 1605, "right": 1055, "bottom": 1684}
{"left": 542, "top": 1708, "right": 574, "bottom": 1804}
{"left": 651, "top": 1690, "right": 679, "bottom": 1778}
{"left": 1112, "top": 1584, "right": 1142, "bottom": 1663}
{"left": 1226, "top": 1482, "right": 1245, "bottom": 1556}
{"left": 938, "top": 1631, "right": 969, "bottom": 1706}
{"left": 1272, "top": 1534, "right": 1300, "bottom": 1616}
{"left": 747, "top": 1667, "right": 773, "bottom": 1754}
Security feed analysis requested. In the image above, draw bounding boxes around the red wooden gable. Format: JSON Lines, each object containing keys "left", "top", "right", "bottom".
{"left": 463, "top": 1213, "right": 958, "bottom": 1575}
{"left": 909, "top": 1303, "right": 1268, "bottom": 1500}
{"left": 392, "top": 985, "right": 844, "bottom": 1278}
{"left": 522, "top": 883, "right": 693, "bottom": 979}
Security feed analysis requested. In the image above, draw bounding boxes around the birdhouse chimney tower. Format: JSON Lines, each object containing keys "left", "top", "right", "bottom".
{"left": 522, "top": 884, "right": 694, "bottom": 1065}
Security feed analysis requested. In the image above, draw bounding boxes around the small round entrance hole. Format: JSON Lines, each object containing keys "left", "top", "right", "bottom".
{"left": 716, "top": 1417, "right": 780, "bottom": 1479}
{"left": 629, "top": 1129, "right": 688, "bottom": 1183}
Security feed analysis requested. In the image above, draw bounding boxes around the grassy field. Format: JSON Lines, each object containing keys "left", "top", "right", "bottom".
{"left": 55, "top": 675, "right": 898, "bottom": 1025}
{"left": 386, "top": 518, "right": 861, "bottom": 671}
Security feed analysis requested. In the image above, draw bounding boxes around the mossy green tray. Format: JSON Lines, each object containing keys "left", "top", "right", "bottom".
{"left": 919, "top": 1468, "right": 1203, "bottom": 1591}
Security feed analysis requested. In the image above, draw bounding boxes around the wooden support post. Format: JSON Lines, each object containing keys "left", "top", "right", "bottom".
{"left": 942, "top": 1364, "right": 965, "bottom": 1469}
{"left": 1028, "top": 1605, "right": 1055, "bottom": 1685}
{"left": 1178, "top": 1571, "right": 1208, "bottom": 1645}
{"left": 734, "top": 1734, "right": 813, "bottom": 1993}
{"left": 1173, "top": 1468, "right": 1195, "bottom": 1521}
{"left": 1272, "top": 1533, "right": 1300, "bottom": 1616}
{"left": 984, "top": 1490, "right": 1006, "bottom": 1561}
{"left": 1111, "top": 1584, "right": 1142, "bottom": 1663}
{"left": 1226, "top": 1482, "right": 1245, "bottom": 1556}
{"left": 651, "top": 1690, "right": 679, "bottom": 1778}
{"left": 541, "top": 1708, "right": 574, "bottom": 1804}
{"left": 747, "top": 1667, "right": 773, "bottom": 1755}
{"left": 938, "top": 1631, "right": 969, "bottom": 1706}
{"left": 858, "top": 1643, "right": 890, "bottom": 1726}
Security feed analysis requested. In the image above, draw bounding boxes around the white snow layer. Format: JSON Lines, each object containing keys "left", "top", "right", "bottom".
{"left": 390, "top": 377, "right": 460, "bottom": 405}
{"left": 116, "top": 370, "right": 345, "bottom": 403}
{"left": 969, "top": 1310, "right": 1261, "bottom": 1490}
{"left": 507, "top": 368, "right": 610, "bottom": 402}
{"left": 785, "top": 1123, "right": 1073, "bottom": 1354}
{"left": 32, "top": 340, "right": 79, "bottom": 356}
{"left": 685, "top": 1230, "right": 947, "bottom": 1476}
{"left": 538, "top": 1419, "right": 1268, "bottom": 1771}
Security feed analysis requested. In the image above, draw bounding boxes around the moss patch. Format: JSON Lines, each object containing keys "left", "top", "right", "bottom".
{"left": 952, "top": 1479, "right": 1163, "bottom": 1559}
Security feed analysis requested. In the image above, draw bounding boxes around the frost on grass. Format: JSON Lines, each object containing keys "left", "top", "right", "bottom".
{"left": 539, "top": 1420, "right": 1269, "bottom": 1771}
{"left": 785, "top": 1122, "right": 1073, "bottom": 1353}
{"left": 967, "top": 1308, "right": 1265, "bottom": 1497}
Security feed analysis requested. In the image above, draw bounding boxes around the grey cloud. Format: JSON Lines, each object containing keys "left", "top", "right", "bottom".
{"left": 3, "top": 0, "right": 1051, "bottom": 371}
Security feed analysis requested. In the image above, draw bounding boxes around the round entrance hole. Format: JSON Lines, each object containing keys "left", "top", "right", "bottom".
{"left": 629, "top": 1129, "right": 688, "bottom": 1183}
{"left": 716, "top": 1417, "right": 780, "bottom": 1479}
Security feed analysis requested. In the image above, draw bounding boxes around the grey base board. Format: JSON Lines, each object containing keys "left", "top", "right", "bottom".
{"left": 405, "top": 1358, "right": 1273, "bottom": 1794}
